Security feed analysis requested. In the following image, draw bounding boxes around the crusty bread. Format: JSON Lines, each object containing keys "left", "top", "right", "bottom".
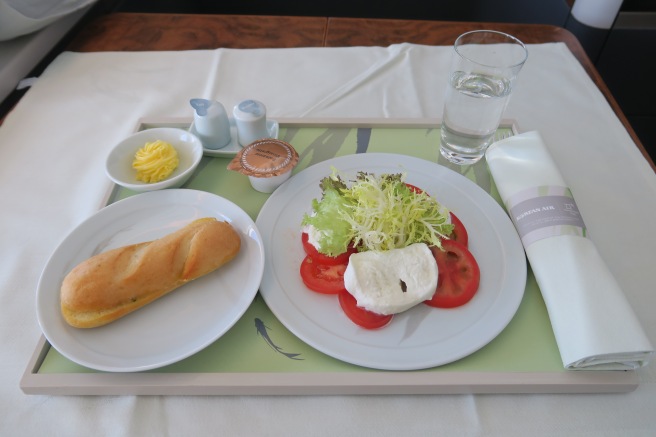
{"left": 60, "top": 217, "right": 241, "bottom": 328}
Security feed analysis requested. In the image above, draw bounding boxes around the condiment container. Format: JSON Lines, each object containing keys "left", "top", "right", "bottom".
{"left": 227, "top": 139, "right": 299, "bottom": 193}
{"left": 232, "top": 99, "right": 270, "bottom": 146}
{"left": 190, "top": 98, "right": 232, "bottom": 149}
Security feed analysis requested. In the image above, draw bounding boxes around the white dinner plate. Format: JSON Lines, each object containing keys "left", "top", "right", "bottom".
{"left": 36, "top": 189, "right": 264, "bottom": 372}
{"left": 191, "top": 119, "right": 279, "bottom": 157}
{"left": 256, "top": 153, "right": 526, "bottom": 370}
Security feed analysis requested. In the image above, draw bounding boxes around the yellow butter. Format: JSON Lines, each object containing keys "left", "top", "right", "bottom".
{"left": 132, "top": 140, "right": 179, "bottom": 183}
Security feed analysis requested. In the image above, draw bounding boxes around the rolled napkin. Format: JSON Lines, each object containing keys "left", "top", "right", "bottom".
{"left": 485, "top": 131, "right": 653, "bottom": 370}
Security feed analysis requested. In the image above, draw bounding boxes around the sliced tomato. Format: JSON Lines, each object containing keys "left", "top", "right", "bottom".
{"left": 448, "top": 212, "right": 469, "bottom": 247}
{"left": 338, "top": 290, "right": 394, "bottom": 329}
{"left": 301, "top": 232, "right": 356, "bottom": 265}
{"left": 424, "top": 239, "right": 480, "bottom": 308}
{"left": 405, "top": 183, "right": 424, "bottom": 194}
{"left": 300, "top": 255, "right": 348, "bottom": 294}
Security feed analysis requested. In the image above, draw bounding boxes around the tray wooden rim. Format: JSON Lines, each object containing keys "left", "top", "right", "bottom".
{"left": 21, "top": 117, "right": 639, "bottom": 395}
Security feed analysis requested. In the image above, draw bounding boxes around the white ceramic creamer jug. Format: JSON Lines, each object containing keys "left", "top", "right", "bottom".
{"left": 190, "top": 98, "right": 232, "bottom": 149}
{"left": 232, "top": 99, "right": 270, "bottom": 146}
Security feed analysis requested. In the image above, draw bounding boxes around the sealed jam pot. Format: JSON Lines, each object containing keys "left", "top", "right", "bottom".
{"left": 227, "top": 138, "right": 299, "bottom": 193}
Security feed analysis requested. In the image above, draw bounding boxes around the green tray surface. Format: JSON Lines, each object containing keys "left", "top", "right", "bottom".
{"left": 37, "top": 123, "right": 563, "bottom": 375}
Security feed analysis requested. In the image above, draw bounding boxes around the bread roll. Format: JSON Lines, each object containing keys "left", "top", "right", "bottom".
{"left": 60, "top": 217, "right": 240, "bottom": 328}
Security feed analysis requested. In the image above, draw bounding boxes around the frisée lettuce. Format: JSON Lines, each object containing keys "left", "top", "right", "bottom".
{"left": 301, "top": 169, "right": 454, "bottom": 256}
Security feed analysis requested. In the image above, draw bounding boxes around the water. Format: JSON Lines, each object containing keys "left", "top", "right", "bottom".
{"left": 440, "top": 71, "right": 512, "bottom": 164}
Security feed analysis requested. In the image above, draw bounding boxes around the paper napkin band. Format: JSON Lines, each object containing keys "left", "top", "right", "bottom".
{"left": 485, "top": 131, "right": 653, "bottom": 370}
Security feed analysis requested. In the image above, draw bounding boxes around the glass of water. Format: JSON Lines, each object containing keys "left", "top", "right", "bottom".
{"left": 440, "top": 30, "right": 528, "bottom": 165}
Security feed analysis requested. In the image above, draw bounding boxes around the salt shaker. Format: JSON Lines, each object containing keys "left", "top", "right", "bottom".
{"left": 190, "top": 98, "right": 232, "bottom": 149}
{"left": 232, "top": 99, "right": 270, "bottom": 146}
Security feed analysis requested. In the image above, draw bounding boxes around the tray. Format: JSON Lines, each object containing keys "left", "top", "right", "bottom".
{"left": 21, "top": 117, "right": 639, "bottom": 395}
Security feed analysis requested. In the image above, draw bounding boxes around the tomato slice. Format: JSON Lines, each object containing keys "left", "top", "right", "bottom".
{"left": 424, "top": 239, "right": 480, "bottom": 308}
{"left": 299, "top": 255, "right": 348, "bottom": 294}
{"left": 448, "top": 212, "right": 469, "bottom": 247}
{"left": 405, "top": 183, "right": 424, "bottom": 194}
{"left": 301, "top": 232, "right": 356, "bottom": 265}
{"left": 338, "top": 290, "right": 394, "bottom": 329}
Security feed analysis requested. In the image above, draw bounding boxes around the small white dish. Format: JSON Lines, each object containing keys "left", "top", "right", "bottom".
{"left": 105, "top": 127, "right": 203, "bottom": 192}
{"left": 192, "top": 118, "right": 279, "bottom": 157}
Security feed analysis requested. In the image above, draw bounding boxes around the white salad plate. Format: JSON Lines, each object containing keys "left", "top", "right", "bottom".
{"left": 36, "top": 189, "right": 264, "bottom": 372}
{"left": 191, "top": 118, "right": 279, "bottom": 157}
{"left": 256, "top": 153, "right": 527, "bottom": 370}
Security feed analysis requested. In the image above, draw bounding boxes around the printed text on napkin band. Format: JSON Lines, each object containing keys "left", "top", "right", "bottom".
{"left": 507, "top": 186, "right": 586, "bottom": 247}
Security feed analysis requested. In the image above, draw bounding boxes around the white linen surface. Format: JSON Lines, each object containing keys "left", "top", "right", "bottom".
{"left": 1, "top": 43, "right": 655, "bottom": 435}
{"left": 486, "top": 131, "right": 653, "bottom": 370}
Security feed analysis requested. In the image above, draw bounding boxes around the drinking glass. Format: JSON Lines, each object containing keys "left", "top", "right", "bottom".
{"left": 440, "top": 30, "right": 528, "bottom": 165}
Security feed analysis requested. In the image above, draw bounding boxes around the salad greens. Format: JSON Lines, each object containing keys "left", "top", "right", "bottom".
{"left": 302, "top": 168, "right": 454, "bottom": 256}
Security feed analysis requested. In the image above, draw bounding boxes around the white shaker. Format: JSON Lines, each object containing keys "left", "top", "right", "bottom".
{"left": 232, "top": 99, "right": 269, "bottom": 146}
{"left": 190, "top": 98, "right": 232, "bottom": 149}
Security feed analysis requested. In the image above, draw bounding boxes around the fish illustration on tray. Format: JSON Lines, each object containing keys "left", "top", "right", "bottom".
{"left": 255, "top": 318, "right": 303, "bottom": 360}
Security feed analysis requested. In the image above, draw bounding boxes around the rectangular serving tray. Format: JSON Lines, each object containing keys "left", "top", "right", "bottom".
{"left": 21, "top": 117, "right": 639, "bottom": 395}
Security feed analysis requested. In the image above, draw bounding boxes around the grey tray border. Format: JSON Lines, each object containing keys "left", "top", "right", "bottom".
{"left": 21, "top": 336, "right": 638, "bottom": 395}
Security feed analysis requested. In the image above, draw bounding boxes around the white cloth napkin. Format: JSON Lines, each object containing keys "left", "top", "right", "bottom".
{"left": 486, "top": 131, "right": 653, "bottom": 370}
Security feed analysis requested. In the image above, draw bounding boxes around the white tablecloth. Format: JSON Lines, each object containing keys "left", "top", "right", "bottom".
{"left": 1, "top": 42, "right": 655, "bottom": 436}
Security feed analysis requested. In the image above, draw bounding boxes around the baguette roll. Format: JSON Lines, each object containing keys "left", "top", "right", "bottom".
{"left": 60, "top": 217, "right": 240, "bottom": 328}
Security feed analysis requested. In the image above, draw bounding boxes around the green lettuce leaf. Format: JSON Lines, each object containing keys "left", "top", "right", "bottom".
{"left": 302, "top": 168, "right": 454, "bottom": 255}
{"left": 301, "top": 173, "right": 354, "bottom": 256}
